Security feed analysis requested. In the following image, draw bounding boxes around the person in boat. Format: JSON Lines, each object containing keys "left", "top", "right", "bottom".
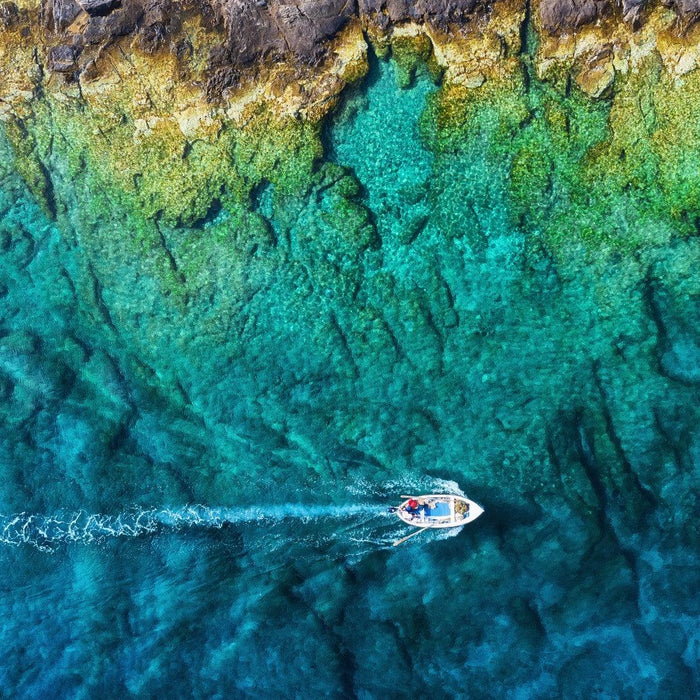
{"left": 417, "top": 498, "right": 431, "bottom": 517}
{"left": 404, "top": 499, "right": 420, "bottom": 518}
{"left": 403, "top": 498, "right": 429, "bottom": 520}
{"left": 404, "top": 498, "right": 432, "bottom": 519}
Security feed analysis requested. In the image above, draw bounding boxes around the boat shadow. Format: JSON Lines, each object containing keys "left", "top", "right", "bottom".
{"left": 428, "top": 494, "right": 542, "bottom": 556}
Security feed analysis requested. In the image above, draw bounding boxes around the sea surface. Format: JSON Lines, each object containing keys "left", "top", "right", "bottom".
{"left": 1, "top": 56, "right": 699, "bottom": 697}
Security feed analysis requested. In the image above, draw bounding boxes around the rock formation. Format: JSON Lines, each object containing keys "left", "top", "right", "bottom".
{"left": 2, "top": 0, "right": 698, "bottom": 90}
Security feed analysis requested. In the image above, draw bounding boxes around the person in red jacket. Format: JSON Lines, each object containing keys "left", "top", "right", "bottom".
{"left": 404, "top": 499, "right": 420, "bottom": 518}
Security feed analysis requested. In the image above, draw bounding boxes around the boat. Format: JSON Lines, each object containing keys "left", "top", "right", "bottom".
{"left": 395, "top": 494, "right": 484, "bottom": 529}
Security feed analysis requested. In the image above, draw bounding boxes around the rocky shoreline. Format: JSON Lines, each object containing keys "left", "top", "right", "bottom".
{"left": 4, "top": 0, "right": 700, "bottom": 100}
{"left": 4, "top": 0, "right": 700, "bottom": 223}
{"left": 17, "top": 0, "right": 700, "bottom": 75}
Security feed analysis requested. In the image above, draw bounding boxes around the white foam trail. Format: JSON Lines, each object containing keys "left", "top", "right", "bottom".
{"left": 0, "top": 503, "right": 379, "bottom": 551}
{"left": 0, "top": 482, "right": 473, "bottom": 552}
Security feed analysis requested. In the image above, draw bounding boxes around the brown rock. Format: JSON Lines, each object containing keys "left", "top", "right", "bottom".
{"left": 539, "top": 0, "right": 611, "bottom": 32}
{"left": 47, "top": 43, "right": 82, "bottom": 71}
{"left": 219, "top": 0, "right": 356, "bottom": 64}
{"left": 0, "top": 1, "right": 19, "bottom": 29}
{"left": 80, "top": 1, "right": 143, "bottom": 44}
{"left": 46, "top": 0, "right": 82, "bottom": 31}
{"left": 358, "top": 0, "right": 486, "bottom": 27}
{"left": 576, "top": 60, "right": 614, "bottom": 97}
{"left": 666, "top": 0, "right": 700, "bottom": 26}
{"left": 39, "top": 0, "right": 496, "bottom": 76}
{"left": 621, "top": 0, "right": 647, "bottom": 24}
{"left": 76, "top": 0, "right": 121, "bottom": 15}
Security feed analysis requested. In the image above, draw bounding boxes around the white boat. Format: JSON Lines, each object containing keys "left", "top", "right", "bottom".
{"left": 395, "top": 494, "right": 484, "bottom": 529}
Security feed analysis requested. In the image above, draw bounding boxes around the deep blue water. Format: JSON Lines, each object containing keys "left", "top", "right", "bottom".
{"left": 1, "top": 56, "right": 699, "bottom": 697}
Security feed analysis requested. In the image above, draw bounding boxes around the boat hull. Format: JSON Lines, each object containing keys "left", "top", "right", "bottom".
{"left": 396, "top": 494, "right": 484, "bottom": 529}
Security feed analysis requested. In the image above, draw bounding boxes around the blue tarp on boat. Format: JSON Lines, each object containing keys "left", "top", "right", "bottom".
{"left": 428, "top": 501, "right": 450, "bottom": 517}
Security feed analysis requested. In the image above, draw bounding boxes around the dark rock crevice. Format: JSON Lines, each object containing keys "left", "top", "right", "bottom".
{"left": 652, "top": 406, "right": 686, "bottom": 474}
{"left": 591, "top": 361, "right": 658, "bottom": 509}
{"left": 573, "top": 413, "right": 642, "bottom": 610}
{"left": 329, "top": 310, "right": 361, "bottom": 378}
{"left": 519, "top": 0, "right": 533, "bottom": 93}
{"left": 87, "top": 262, "right": 119, "bottom": 334}
{"left": 643, "top": 270, "right": 700, "bottom": 387}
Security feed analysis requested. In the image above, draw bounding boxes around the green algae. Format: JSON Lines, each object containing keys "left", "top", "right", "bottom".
{"left": 3, "top": 117, "right": 57, "bottom": 218}
{"left": 410, "top": 49, "right": 700, "bottom": 257}
{"left": 6, "top": 42, "right": 700, "bottom": 265}
{"left": 3, "top": 93, "right": 323, "bottom": 232}
{"left": 389, "top": 33, "right": 443, "bottom": 89}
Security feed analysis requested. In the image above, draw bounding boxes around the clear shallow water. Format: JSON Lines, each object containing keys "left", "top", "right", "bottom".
{"left": 1, "top": 55, "right": 700, "bottom": 697}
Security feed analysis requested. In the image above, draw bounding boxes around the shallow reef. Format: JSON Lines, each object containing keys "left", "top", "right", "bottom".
{"left": 1, "top": 0, "right": 700, "bottom": 697}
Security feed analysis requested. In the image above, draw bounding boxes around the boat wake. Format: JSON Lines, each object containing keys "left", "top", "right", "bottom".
{"left": 0, "top": 503, "right": 382, "bottom": 552}
{"left": 346, "top": 476, "right": 465, "bottom": 499}
{"left": 0, "top": 479, "right": 473, "bottom": 553}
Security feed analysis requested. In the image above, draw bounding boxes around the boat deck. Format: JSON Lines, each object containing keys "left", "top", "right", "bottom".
{"left": 396, "top": 494, "right": 484, "bottom": 529}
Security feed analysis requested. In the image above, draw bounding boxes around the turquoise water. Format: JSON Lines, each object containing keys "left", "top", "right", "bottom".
{"left": 1, "top": 54, "right": 700, "bottom": 697}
